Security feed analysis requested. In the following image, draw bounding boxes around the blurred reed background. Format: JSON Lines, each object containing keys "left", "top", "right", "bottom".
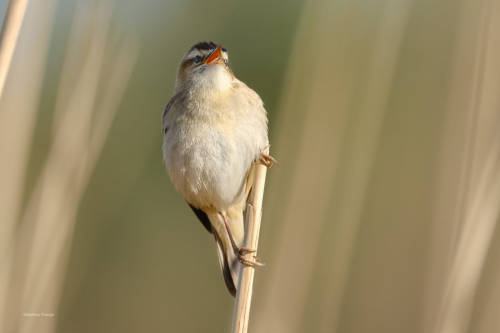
{"left": 1, "top": 0, "right": 499, "bottom": 332}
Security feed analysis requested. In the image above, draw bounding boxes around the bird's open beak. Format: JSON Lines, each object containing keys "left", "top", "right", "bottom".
{"left": 204, "top": 45, "right": 223, "bottom": 65}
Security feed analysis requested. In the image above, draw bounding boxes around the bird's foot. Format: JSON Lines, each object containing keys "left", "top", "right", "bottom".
{"left": 238, "top": 248, "right": 265, "bottom": 267}
{"left": 258, "top": 153, "right": 278, "bottom": 168}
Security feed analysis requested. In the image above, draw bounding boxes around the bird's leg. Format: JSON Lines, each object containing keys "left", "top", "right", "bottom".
{"left": 219, "top": 212, "right": 265, "bottom": 267}
{"left": 258, "top": 152, "right": 278, "bottom": 168}
{"left": 220, "top": 212, "right": 240, "bottom": 255}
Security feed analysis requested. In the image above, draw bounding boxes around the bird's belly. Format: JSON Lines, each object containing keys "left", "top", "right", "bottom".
{"left": 163, "top": 124, "right": 249, "bottom": 210}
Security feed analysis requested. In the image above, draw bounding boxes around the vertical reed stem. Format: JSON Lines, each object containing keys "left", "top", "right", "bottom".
{"left": 231, "top": 148, "right": 269, "bottom": 333}
{"left": 0, "top": 0, "right": 29, "bottom": 98}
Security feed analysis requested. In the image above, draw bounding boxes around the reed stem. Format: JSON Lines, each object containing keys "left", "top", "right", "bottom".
{"left": 0, "top": 0, "right": 29, "bottom": 98}
{"left": 231, "top": 148, "right": 269, "bottom": 333}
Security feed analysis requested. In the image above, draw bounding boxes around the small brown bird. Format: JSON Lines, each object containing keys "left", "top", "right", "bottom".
{"left": 162, "top": 41, "right": 275, "bottom": 296}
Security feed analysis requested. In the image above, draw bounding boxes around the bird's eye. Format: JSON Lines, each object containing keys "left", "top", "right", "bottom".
{"left": 193, "top": 55, "right": 202, "bottom": 64}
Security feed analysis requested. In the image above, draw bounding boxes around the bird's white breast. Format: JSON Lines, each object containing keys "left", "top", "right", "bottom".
{"left": 163, "top": 65, "right": 268, "bottom": 210}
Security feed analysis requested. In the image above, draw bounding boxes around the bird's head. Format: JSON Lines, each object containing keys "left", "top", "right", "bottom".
{"left": 175, "top": 41, "right": 232, "bottom": 92}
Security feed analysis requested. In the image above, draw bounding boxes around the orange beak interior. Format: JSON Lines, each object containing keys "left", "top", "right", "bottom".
{"left": 204, "top": 45, "right": 223, "bottom": 65}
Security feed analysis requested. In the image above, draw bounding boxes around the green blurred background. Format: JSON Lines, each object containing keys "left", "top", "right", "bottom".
{"left": 2, "top": 0, "right": 500, "bottom": 332}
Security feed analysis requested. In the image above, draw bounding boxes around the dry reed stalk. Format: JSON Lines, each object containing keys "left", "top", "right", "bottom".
{"left": 14, "top": 5, "right": 113, "bottom": 326}
{"left": 0, "top": 1, "right": 138, "bottom": 332}
{"left": 231, "top": 148, "right": 270, "bottom": 333}
{"left": 427, "top": 0, "right": 500, "bottom": 331}
{"left": 0, "top": 0, "right": 29, "bottom": 98}
{"left": 0, "top": 0, "right": 57, "bottom": 330}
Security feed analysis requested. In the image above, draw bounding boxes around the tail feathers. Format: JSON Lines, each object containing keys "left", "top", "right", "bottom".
{"left": 191, "top": 207, "right": 244, "bottom": 297}
{"left": 213, "top": 232, "right": 238, "bottom": 297}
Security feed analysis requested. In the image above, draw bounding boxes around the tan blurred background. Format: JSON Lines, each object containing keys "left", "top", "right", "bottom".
{"left": 1, "top": 0, "right": 500, "bottom": 332}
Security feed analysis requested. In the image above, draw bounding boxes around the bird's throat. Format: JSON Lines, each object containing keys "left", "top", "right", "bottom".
{"left": 191, "top": 64, "right": 232, "bottom": 97}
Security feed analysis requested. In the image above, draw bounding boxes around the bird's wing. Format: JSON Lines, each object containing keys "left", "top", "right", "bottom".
{"left": 162, "top": 91, "right": 183, "bottom": 134}
{"left": 188, "top": 203, "right": 212, "bottom": 233}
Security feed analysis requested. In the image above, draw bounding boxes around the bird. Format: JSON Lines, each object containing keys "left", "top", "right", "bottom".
{"left": 162, "top": 41, "right": 275, "bottom": 296}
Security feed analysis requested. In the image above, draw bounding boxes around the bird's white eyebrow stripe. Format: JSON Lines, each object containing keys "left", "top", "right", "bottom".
{"left": 186, "top": 49, "right": 206, "bottom": 59}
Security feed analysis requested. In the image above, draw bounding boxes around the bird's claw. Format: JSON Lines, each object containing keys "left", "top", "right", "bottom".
{"left": 258, "top": 153, "right": 278, "bottom": 168}
{"left": 238, "top": 248, "right": 265, "bottom": 267}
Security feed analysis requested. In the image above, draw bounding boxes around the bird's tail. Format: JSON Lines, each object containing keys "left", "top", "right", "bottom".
{"left": 208, "top": 210, "right": 244, "bottom": 297}
{"left": 213, "top": 232, "right": 238, "bottom": 296}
